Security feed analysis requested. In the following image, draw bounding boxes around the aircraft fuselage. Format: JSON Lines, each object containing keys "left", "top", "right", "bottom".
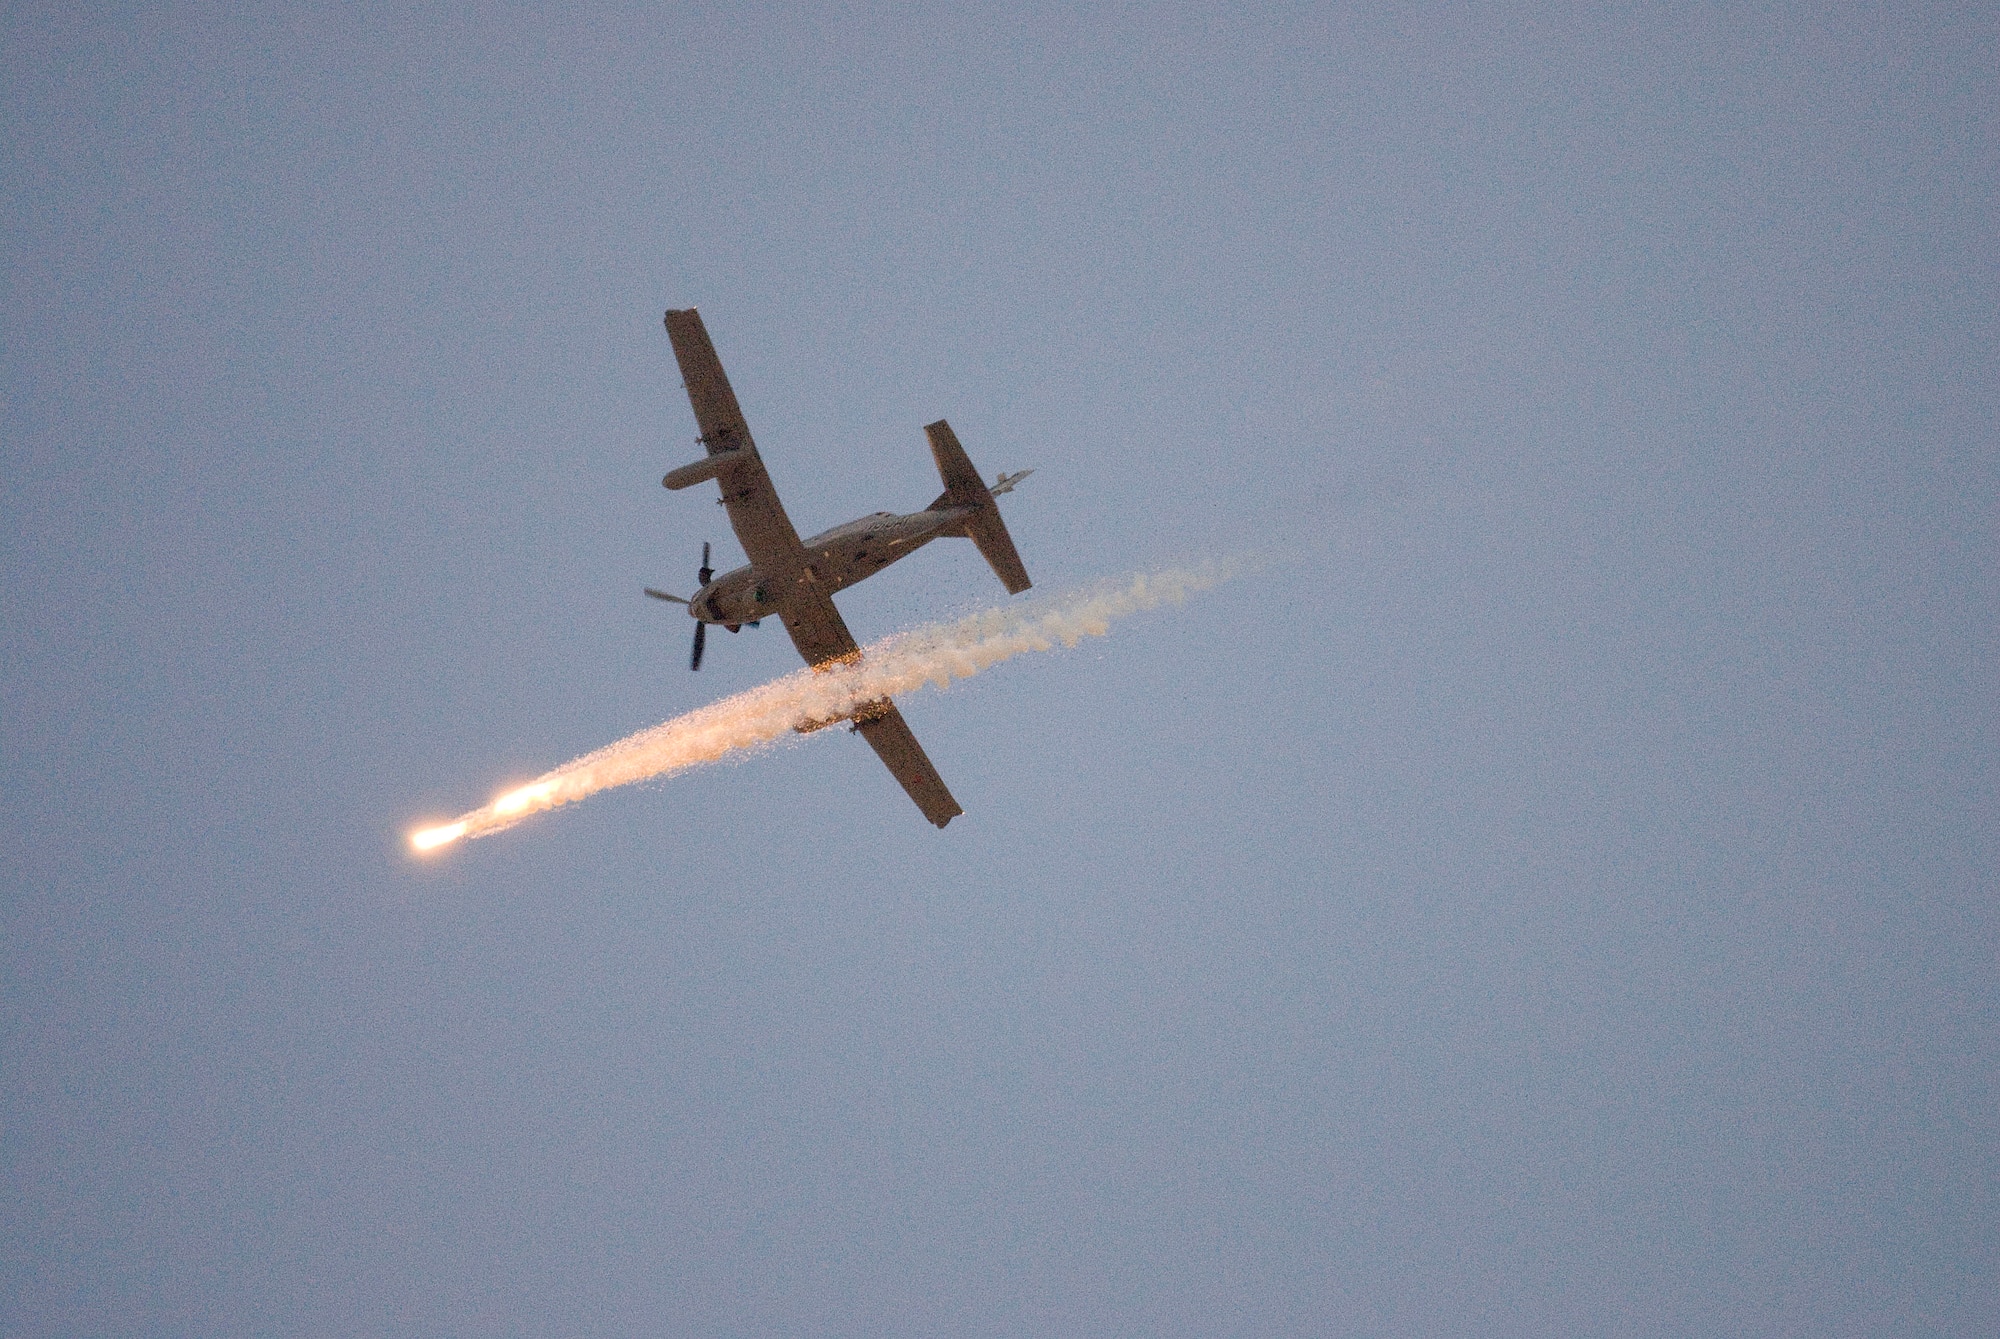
{"left": 688, "top": 505, "right": 977, "bottom": 626}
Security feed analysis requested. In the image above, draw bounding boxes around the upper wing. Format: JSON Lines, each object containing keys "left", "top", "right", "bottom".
{"left": 853, "top": 700, "right": 963, "bottom": 828}
{"left": 662, "top": 311, "right": 855, "bottom": 669}
{"left": 662, "top": 309, "right": 810, "bottom": 580}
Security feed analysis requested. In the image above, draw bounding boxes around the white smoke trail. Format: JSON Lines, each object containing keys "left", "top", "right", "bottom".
{"left": 409, "top": 562, "right": 1234, "bottom": 850}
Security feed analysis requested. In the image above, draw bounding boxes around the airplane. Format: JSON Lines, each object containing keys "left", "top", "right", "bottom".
{"left": 642, "top": 308, "right": 1034, "bottom": 828}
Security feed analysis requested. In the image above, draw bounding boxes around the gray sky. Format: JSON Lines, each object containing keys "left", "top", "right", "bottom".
{"left": 5, "top": 3, "right": 1995, "bottom": 1334}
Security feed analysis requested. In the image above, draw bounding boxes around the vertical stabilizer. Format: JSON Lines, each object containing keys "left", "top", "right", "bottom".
{"left": 925, "top": 420, "right": 1032, "bottom": 594}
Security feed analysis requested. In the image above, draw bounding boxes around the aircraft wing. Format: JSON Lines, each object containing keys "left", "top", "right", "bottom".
{"left": 852, "top": 700, "right": 963, "bottom": 828}
{"left": 776, "top": 584, "right": 862, "bottom": 667}
{"left": 780, "top": 583, "right": 962, "bottom": 827}
{"left": 662, "top": 309, "right": 810, "bottom": 581}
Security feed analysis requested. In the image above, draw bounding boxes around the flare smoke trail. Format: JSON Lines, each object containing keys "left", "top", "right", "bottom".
{"left": 410, "top": 562, "right": 1233, "bottom": 851}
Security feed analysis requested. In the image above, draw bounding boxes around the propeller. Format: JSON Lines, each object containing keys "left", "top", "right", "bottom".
{"left": 692, "top": 543, "right": 716, "bottom": 667}
{"left": 646, "top": 542, "right": 748, "bottom": 671}
{"left": 691, "top": 541, "right": 713, "bottom": 670}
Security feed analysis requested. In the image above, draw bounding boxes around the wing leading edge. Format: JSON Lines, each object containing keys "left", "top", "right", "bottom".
{"left": 663, "top": 307, "right": 963, "bottom": 828}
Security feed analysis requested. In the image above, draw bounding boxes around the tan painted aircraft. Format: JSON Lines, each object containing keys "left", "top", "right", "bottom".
{"left": 643, "top": 308, "right": 1034, "bottom": 828}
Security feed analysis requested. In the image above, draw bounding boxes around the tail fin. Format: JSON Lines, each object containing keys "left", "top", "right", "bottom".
{"left": 925, "top": 419, "right": 1031, "bottom": 594}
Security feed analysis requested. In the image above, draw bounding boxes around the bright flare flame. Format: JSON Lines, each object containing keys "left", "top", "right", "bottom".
{"left": 406, "top": 562, "right": 1233, "bottom": 850}
{"left": 410, "top": 820, "right": 469, "bottom": 851}
{"left": 494, "top": 780, "right": 558, "bottom": 816}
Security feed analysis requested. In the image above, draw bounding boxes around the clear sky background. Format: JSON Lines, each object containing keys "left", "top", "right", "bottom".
{"left": 4, "top": 3, "right": 1995, "bottom": 1334}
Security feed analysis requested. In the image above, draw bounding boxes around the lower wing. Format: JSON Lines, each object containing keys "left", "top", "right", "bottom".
{"left": 779, "top": 588, "right": 962, "bottom": 827}
{"left": 852, "top": 700, "right": 963, "bottom": 828}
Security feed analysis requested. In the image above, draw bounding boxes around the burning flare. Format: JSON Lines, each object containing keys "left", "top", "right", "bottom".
{"left": 407, "top": 563, "right": 1231, "bottom": 851}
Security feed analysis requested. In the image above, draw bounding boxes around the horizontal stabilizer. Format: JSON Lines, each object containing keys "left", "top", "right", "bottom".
{"left": 925, "top": 420, "right": 1031, "bottom": 595}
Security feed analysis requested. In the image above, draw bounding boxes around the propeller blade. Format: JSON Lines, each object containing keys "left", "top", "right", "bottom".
{"left": 690, "top": 620, "right": 706, "bottom": 671}
{"left": 644, "top": 588, "right": 689, "bottom": 604}
{"left": 698, "top": 540, "right": 714, "bottom": 586}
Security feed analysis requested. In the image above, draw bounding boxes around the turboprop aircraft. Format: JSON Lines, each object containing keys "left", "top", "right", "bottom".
{"left": 642, "top": 308, "right": 1034, "bottom": 828}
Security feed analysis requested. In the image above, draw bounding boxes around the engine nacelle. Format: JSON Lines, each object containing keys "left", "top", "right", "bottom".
{"left": 662, "top": 449, "right": 743, "bottom": 490}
